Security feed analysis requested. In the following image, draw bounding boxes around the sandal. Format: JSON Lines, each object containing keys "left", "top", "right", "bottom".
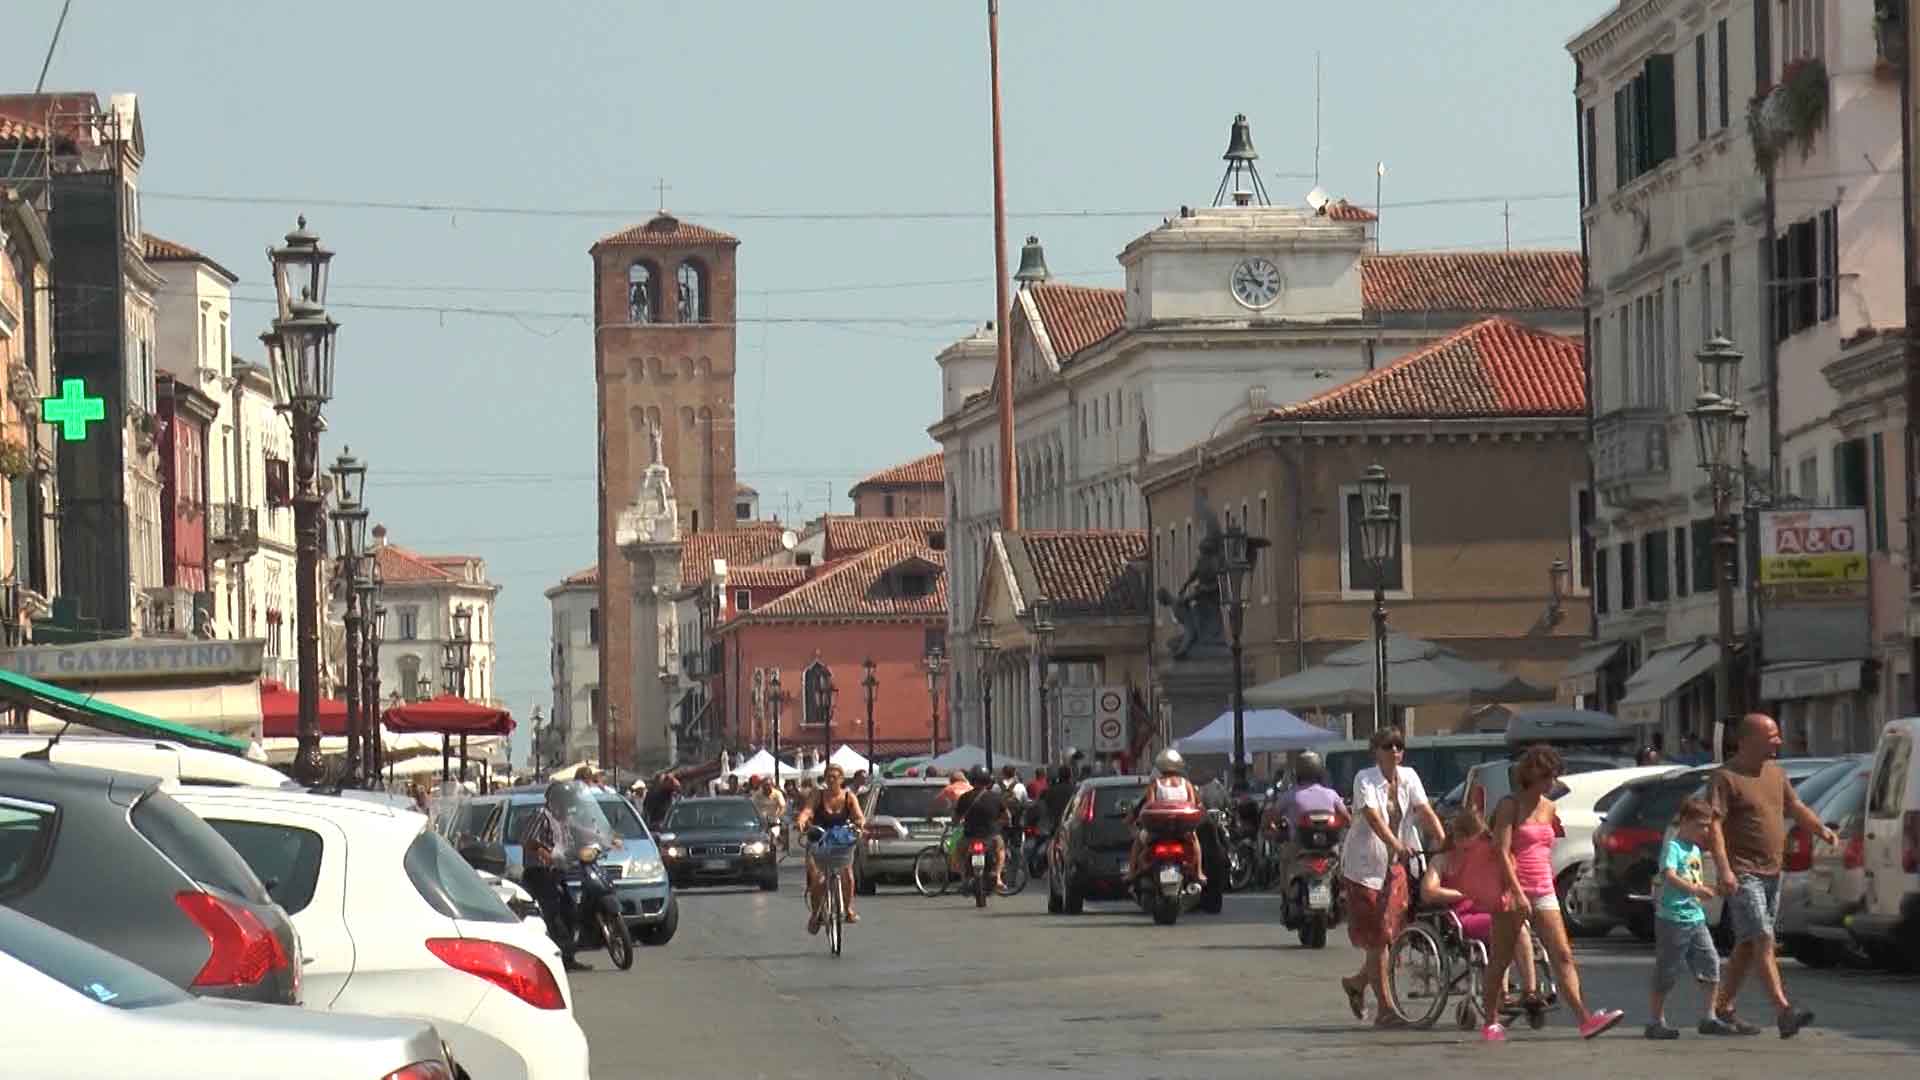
{"left": 845, "top": 911, "right": 861, "bottom": 924}
{"left": 1340, "top": 978, "right": 1366, "bottom": 1021}
{"left": 807, "top": 911, "right": 822, "bottom": 935}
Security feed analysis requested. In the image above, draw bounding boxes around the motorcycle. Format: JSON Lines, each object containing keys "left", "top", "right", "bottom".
{"left": 1211, "top": 808, "right": 1257, "bottom": 893}
{"left": 966, "top": 837, "right": 991, "bottom": 908}
{"left": 1132, "top": 835, "right": 1204, "bottom": 925}
{"left": 565, "top": 843, "right": 635, "bottom": 970}
{"left": 1278, "top": 810, "right": 1347, "bottom": 949}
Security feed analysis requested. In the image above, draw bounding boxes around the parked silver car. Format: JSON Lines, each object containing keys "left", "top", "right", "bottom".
{"left": 856, "top": 778, "right": 953, "bottom": 892}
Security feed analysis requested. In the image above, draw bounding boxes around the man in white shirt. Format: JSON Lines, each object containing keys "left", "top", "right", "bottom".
{"left": 1337, "top": 726, "right": 1446, "bottom": 1026}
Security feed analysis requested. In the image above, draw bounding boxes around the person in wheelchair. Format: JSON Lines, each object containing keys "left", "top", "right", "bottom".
{"left": 1417, "top": 805, "right": 1543, "bottom": 1020}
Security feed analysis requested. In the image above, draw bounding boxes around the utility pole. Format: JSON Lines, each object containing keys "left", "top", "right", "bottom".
{"left": 987, "top": 0, "right": 1018, "bottom": 531}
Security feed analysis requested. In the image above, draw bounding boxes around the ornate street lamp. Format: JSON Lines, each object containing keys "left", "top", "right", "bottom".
{"left": 329, "top": 449, "right": 369, "bottom": 785}
{"left": 805, "top": 660, "right": 837, "bottom": 769}
{"left": 530, "top": 705, "right": 546, "bottom": 773}
{"left": 360, "top": 552, "right": 384, "bottom": 783}
{"left": 922, "top": 647, "right": 947, "bottom": 756}
{"left": 1218, "top": 524, "right": 1266, "bottom": 790}
{"left": 265, "top": 217, "right": 340, "bottom": 785}
{"left": 1688, "top": 334, "right": 1747, "bottom": 761}
{"left": 1357, "top": 464, "right": 1401, "bottom": 736}
{"left": 1026, "top": 596, "right": 1055, "bottom": 764}
{"left": 1546, "top": 558, "right": 1571, "bottom": 626}
{"left": 975, "top": 614, "right": 999, "bottom": 772}
{"left": 861, "top": 657, "right": 879, "bottom": 773}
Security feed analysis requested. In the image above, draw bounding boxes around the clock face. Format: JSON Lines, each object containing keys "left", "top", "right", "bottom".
{"left": 1231, "top": 257, "right": 1283, "bottom": 310}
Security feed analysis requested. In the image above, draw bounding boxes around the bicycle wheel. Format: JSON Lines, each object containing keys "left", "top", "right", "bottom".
{"left": 912, "top": 845, "right": 951, "bottom": 897}
{"left": 826, "top": 875, "right": 844, "bottom": 956}
{"left": 1387, "top": 923, "right": 1450, "bottom": 1029}
{"left": 998, "top": 844, "right": 1029, "bottom": 896}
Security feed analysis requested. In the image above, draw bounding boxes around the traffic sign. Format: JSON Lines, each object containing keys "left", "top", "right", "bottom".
{"left": 42, "top": 378, "right": 107, "bottom": 442}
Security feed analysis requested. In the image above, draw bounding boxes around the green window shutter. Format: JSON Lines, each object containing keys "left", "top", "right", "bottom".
{"left": 1644, "top": 54, "right": 1677, "bottom": 166}
{"left": 1872, "top": 433, "right": 1889, "bottom": 551}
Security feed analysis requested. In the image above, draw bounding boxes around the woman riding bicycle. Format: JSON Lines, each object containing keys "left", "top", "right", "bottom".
{"left": 795, "top": 763, "right": 866, "bottom": 932}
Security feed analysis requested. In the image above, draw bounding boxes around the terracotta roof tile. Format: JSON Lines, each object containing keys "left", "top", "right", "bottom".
{"left": 596, "top": 212, "right": 738, "bottom": 249}
{"left": 679, "top": 524, "right": 792, "bottom": 589}
{"left": 745, "top": 539, "right": 946, "bottom": 621}
{"left": 735, "top": 481, "right": 758, "bottom": 496}
{"left": 1008, "top": 531, "right": 1149, "bottom": 616}
{"left": 142, "top": 233, "right": 238, "bottom": 282}
{"left": 560, "top": 564, "right": 598, "bottom": 587}
{"left": 1323, "top": 199, "right": 1378, "bottom": 223}
{"left": 726, "top": 565, "right": 809, "bottom": 589}
{"left": 1027, "top": 282, "right": 1126, "bottom": 361}
{"left": 853, "top": 451, "right": 944, "bottom": 490}
{"left": 1361, "top": 251, "right": 1584, "bottom": 314}
{"left": 0, "top": 116, "right": 49, "bottom": 142}
{"left": 821, "top": 516, "right": 944, "bottom": 563}
{"left": 374, "top": 544, "right": 460, "bottom": 584}
{"left": 1265, "top": 317, "right": 1585, "bottom": 422}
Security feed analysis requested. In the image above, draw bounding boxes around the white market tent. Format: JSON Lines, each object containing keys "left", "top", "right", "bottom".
{"left": 827, "top": 744, "right": 871, "bottom": 776}
{"left": 726, "top": 749, "right": 797, "bottom": 780}
{"left": 1174, "top": 708, "right": 1340, "bottom": 757}
{"left": 924, "top": 744, "right": 1036, "bottom": 775}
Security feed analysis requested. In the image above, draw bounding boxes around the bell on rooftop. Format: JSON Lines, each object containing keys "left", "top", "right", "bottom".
{"left": 1214, "top": 113, "right": 1270, "bottom": 208}
{"left": 1014, "top": 235, "right": 1051, "bottom": 287}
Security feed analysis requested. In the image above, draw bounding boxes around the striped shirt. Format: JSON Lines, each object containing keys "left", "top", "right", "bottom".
{"left": 520, "top": 806, "right": 566, "bottom": 865}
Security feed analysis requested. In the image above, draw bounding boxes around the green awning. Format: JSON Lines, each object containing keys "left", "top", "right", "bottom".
{"left": 0, "top": 666, "right": 250, "bottom": 755}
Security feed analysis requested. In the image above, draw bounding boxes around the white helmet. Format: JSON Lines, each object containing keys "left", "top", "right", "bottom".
{"left": 1153, "top": 748, "right": 1186, "bottom": 776}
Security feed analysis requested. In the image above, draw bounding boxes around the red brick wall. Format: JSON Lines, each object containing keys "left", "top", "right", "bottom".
{"left": 724, "top": 619, "right": 942, "bottom": 755}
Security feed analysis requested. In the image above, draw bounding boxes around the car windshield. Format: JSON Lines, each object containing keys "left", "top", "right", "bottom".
{"left": 873, "top": 785, "right": 945, "bottom": 820}
{"left": 0, "top": 905, "right": 186, "bottom": 1010}
{"left": 666, "top": 800, "right": 762, "bottom": 831}
{"left": 1093, "top": 784, "right": 1147, "bottom": 818}
{"left": 596, "top": 797, "right": 649, "bottom": 841}
{"left": 404, "top": 830, "right": 516, "bottom": 923}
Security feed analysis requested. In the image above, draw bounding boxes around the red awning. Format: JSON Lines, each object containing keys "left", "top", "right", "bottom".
{"left": 382, "top": 695, "right": 513, "bottom": 737}
{"left": 259, "top": 678, "right": 350, "bottom": 738}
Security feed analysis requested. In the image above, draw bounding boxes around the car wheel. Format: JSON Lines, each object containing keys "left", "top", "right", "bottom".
{"left": 1558, "top": 867, "right": 1607, "bottom": 939}
{"left": 759, "top": 872, "right": 779, "bottom": 892}
{"left": 856, "top": 871, "right": 878, "bottom": 896}
{"left": 637, "top": 897, "right": 679, "bottom": 946}
{"left": 1784, "top": 936, "right": 1833, "bottom": 968}
{"left": 1626, "top": 912, "right": 1657, "bottom": 942}
{"left": 1046, "top": 872, "right": 1064, "bottom": 913}
{"left": 1063, "top": 867, "right": 1086, "bottom": 915}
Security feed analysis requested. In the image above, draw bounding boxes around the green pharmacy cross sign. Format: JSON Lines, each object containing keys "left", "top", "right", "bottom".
{"left": 42, "top": 378, "right": 108, "bottom": 442}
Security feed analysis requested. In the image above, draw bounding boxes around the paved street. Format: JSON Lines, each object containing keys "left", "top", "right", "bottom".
{"left": 571, "top": 861, "right": 1920, "bottom": 1079}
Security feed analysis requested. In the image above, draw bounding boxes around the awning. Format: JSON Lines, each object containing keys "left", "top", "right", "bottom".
{"left": 259, "top": 679, "right": 350, "bottom": 739}
{"left": 1558, "top": 640, "right": 1625, "bottom": 696}
{"left": 0, "top": 666, "right": 249, "bottom": 754}
{"left": 383, "top": 695, "right": 513, "bottom": 737}
{"left": 1759, "top": 660, "right": 1863, "bottom": 702}
{"left": 1617, "top": 640, "right": 1721, "bottom": 726}
{"left": 85, "top": 684, "right": 263, "bottom": 740}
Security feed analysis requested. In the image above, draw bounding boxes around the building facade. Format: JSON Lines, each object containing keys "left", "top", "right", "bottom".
{"left": 1139, "top": 318, "right": 1593, "bottom": 743}
{"left": 231, "top": 360, "right": 297, "bottom": 682}
{"left": 592, "top": 212, "right": 739, "bottom": 766}
{"left": 848, "top": 451, "right": 944, "bottom": 518}
{"left": 153, "top": 373, "right": 217, "bottom": 634}
{"left": 0, "top": 182, "right": 58, "bottom": 642}
{"left": 545, "top": 568, "right": 601, "bottom": 765}
{"left": 372, "top": 529, "right": 501, "bottom": 707}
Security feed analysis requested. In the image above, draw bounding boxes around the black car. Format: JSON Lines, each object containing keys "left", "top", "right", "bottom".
{"left": 1591, "top": 757, "right": 1844, "bottom": 940}
{"left": 1045, "top": 776, "right": 1224, "bottom": 915}
{"left": 0, "top": 758, "right": 300, "bottom": 1004}
{"left": 657, "top": 797, "right": 779, "bottom": 889}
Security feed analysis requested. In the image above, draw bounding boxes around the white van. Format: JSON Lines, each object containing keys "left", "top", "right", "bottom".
{"left": 0, "top": 733, "right": 297, "bottom": 789}
{"left": 1854, "top": 717, "right": 1920, "bottom": 968}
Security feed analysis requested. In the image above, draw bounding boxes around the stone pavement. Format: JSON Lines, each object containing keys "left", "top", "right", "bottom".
{"left": 570, "top": 863, "right": 1920, "bottom": 1079}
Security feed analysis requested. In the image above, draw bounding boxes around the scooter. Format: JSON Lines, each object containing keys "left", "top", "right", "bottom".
{"left": 1133, "top": 836, "right": 1203, "bottom": 925}
{"left": 966, "top": 837, "right": 991, "bottom": 908}
{"left": 565, "top": 844, "right": 635, "bottom": 970}
{"left": 1278, "top": 811, "right": 1347, "bottom": 949}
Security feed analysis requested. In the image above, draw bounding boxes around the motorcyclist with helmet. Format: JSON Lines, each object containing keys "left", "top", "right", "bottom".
{"left": 520, "top": 781, "right": 596, "bottom": 971}
{"left": 1127, "top": 749, "right": 1207, "bottom": 885}
{"left": 1271, "top": 751, "right": 1349, "bottom": 889}
{"left": 953, "top": 766, "right": 1011, "bottom": 890}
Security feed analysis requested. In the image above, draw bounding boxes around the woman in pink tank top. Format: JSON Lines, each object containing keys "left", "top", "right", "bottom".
{"left": 1481, "top": 745, "right": 1623, "bottom": 1044}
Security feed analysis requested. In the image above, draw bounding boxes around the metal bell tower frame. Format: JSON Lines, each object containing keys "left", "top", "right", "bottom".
{"left": 1213, "top": 113, "right": 1270, "bottom": 208}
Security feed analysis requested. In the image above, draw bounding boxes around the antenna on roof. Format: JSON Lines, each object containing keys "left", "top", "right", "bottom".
{"left": 1313, "top": 52, "right": 1322, "bottom": 189}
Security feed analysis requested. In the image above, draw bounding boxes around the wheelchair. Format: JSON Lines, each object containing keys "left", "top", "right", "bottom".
{"left": 1387, "top": 876, "right": 1560, "bottom": 1030}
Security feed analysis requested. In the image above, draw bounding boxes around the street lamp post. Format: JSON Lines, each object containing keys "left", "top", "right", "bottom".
{"left": 768, "top": 669, "right": 785, "bottom": 788}
{"left": 263, "top": 217, "right": 337, "bottom": 785}
{"left": 975, "top": 615, "right": 999, "bottom": 773}
{"left": 861, "top": 658, "right": 879, "bottom": 772}
{"left": 530, "top": 706, "right": 546, "bottom": 774}
{"left": 922, "top": 647, "right": 947, "bottom": 756}
{"left": 1217, "top": 527, "right": 1266, "bottom": 790}
{"left": 443, "top": 605, "right": 474, "bottom": 779}
{"left": 360, "top": 553, "right": 383, "bottom": 784}
{"left": 1357, "top": 464, "right": 1402, "bottom": 737}
{"left": 1026, "top": 597, "right": 1055, "bottom": 765}
{"left": 807, "top": 662, "right": 837, "bottom": 771}
{"left": 1688, "top": 333, "right": 1749, "bottom": 761}
{"left": 329, "top": 449, "right": 369, "bottom": 785}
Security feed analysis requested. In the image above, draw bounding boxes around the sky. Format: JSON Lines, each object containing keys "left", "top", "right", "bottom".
{"left": 3, "top": 0, "right": 1608, "bottom": 761}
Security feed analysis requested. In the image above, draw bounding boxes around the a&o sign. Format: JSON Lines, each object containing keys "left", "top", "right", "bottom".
{"left": 1757, "top": 508, "right": 1868, "bottom": 586}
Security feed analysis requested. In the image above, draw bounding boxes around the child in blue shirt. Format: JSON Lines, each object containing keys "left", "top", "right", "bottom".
{"left": 1647, "top": 797, "right": 1729, "bottom": 1038}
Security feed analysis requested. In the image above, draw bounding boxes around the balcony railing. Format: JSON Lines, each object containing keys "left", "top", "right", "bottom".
{"left": 1594, "top": 408, "right": 1670, "bottom": 500}
{"left": 208, "top": 502, "right": 261, "bottom": 559}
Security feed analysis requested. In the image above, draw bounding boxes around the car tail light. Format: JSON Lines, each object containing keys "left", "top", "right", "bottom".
{"left": 425, "top": 938, "right": 565, "bottom": 1011}
{"left": 174, "top": 892, "right": 290, "bottom": 989}
{"left": 1025, "top": 825, "right": 1039, "bottom": 837}
{"left": 968, "top": 839, "right": 987, "bottom": 855}
{"left": 1843, "top": 830, "right": 1865, "bottom": 870}
{"left": 1904, "top": 811, "right": 1920, "bottom": 874}
{"left": 382, "top": 1063, "right": 455, "bottom": 1080}
{"left": 1149, "top": 840, "right": 1186, "bottom": 861}
{"left": 1082, "top": 796, "right": 1096, "bottom": 824}
{"left": 1597, "top": 825, "right": 1662, "bottom": 856}
{"left": 1784, "top": 826, "right": 1812, "bottom": 874}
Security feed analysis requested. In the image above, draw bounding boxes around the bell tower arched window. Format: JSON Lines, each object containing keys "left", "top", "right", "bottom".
{"left": 676, "top": 260, "right": 708, "bottom": 323}
{"left": 627, "top": 261, "right": 658, "bottom": 323}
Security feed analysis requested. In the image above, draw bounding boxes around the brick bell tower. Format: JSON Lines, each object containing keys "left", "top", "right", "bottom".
{"left": 591, "top": 212, "right": 738, "bottom": 768}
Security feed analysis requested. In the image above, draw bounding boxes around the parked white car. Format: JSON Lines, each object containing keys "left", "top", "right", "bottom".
{"left": 0, "top": 733, "right": 297, "bottom": 789}
{"left": 1463, "top": 759, "right": 1681, "bottom": 935}
{"left": 1855, "top": 717, "right": 1920, "bottom": 968}
{"left": 2, "top": 905, "right": 454, "bottom": 1080}
{"left": 170, "top": 786, "right": 589, "bottom": 1080}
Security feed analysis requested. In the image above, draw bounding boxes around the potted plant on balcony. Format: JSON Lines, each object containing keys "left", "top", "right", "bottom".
{"left": 1748, "top": 58, "right": 1829, "bottom": 174}
{"left": 0, "top": 437, "right": 29, "bottom": 480}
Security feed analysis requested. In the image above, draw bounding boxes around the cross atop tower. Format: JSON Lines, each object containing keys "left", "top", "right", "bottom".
{"left": 654, "top": 177, "right": 671, "bottom": 212}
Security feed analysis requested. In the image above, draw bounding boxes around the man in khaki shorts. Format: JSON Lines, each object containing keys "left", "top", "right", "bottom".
{"left": 1705, "top": 713, "right": 1835, "bottom": 1038}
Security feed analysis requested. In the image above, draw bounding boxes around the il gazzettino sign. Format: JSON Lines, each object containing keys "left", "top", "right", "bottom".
{"left": 0, "top": 639, "right": 268, "bottom": 682}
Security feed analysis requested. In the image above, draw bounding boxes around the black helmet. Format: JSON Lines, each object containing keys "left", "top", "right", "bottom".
{"left": 967, "top": 766, "right": 990, "bottom": 787}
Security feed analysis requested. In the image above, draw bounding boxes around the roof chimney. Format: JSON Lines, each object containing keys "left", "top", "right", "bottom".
{"left": 372, "top": 523, "right": 388, "bottom": 547}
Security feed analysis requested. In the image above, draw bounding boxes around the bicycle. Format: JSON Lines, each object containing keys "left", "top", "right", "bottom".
{"left": 912, "top": 821, "right": 958, "bottom": 897}
{"left": 808, "top": 826, "right": 858, "bottom": 957}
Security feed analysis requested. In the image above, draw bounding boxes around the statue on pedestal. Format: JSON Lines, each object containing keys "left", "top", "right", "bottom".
{"left": 1158, "top": 496, "right": 1227, "bottom": 660}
